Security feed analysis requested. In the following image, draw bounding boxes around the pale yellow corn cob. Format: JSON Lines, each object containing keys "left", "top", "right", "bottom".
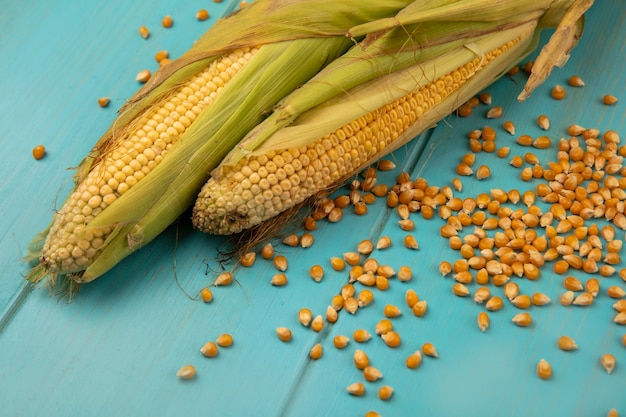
{"left": 42, "top": 48, "right": 258, "bottom": 274}
{"left": 192, "top": 33, "right": 526, "bottom": 234}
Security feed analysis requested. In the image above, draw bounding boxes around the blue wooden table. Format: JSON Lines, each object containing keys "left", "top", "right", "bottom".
{"left": 1, "top": 1, "right": 624, "bottom": 416}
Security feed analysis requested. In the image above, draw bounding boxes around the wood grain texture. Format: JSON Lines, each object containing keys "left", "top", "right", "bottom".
{"left": 0, "top": 1, "right": 624, "bottom": 416}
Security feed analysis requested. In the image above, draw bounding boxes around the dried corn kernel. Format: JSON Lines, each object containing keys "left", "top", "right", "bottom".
{"left": 200, "top": 341, "right": 219, "bottom": 357}
{"left": 422, "top": 342, "right": 438, "bottom": 358}
{"left": 334, "top": 335, "right": 350, "bottom": 349}
{"left": 406, "top": 350, "right": 423, "bottom": 369}
{"left": 557, "top": 335, "right": 578, "bottom": 351}
{"left": 176, "top": 365, "right": 196, "bottom": 380}
{"left": 216, "top": 334, "right": 233, "bottom": 347}
{"left": 275, "top": 327, "right": 292, "bottom": 342}
{"left": 346, "top": 382, "right": 365, "bottom": 396}
{"left": 309, "top": 343, "right": 323, "bottom": 360}
{"left": 536, "top": 359, "right": 552, "bottom": 380}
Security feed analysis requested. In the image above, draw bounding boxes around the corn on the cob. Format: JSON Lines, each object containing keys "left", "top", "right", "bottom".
{"left": 26, "top": 0, "right": 417, "bottom": 285}
{"left": 192, "top": 0, "right": 592, "bottom": 234}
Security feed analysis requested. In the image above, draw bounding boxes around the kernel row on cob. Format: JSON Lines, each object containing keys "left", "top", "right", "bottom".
{"left": 26, "top": 0, "right": 594, "bottom": 289}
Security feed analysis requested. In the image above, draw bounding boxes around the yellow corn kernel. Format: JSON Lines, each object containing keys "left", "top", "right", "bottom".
{"left": 273, "top": 255, "right": 288, "bottom": 271}
{"left": 557, "top": 335, "right": 578, "bottom": 351}
{"left": 357, "top": 289, "right": 374, "bottom": 308}
{"left": 353, "top": 329, "right": 372, "bottom": 343}
{"left": 200, "top": 341, "right": 219, "bottom": 357}
{"left": 311, "top": 315, "right": 324, "bottom": 332}
{"left": 412, "top": 300, "right": 428, "bottom": 317}
{"left": 601, "top": 353, "right": 616, "bottom": 374}
{"left": 381, "top": 331, "right": 401, "bottom": 348}
{"left": 309, "top": 265, "right": 324, "bottom": 282}
{"left": 309, "top": 343, "right": 323, "bottom": 360}
{"left": 512, "top": 312, "right": 532, "bottom": 327}
{"left": 536, "top": 359, "right": 552, "bottom": 380}
{"left": 346, "top": 382, "right": 365, "bottom": 396}
{"left": 486, "top": 296, "right": 503, "bottom": 311}
{"left": 276, "top": 327, "right": 293, "bottom": 342}
{"left": 214, "top": 272, "right": 233, "bottom": 286}
{"left": 363, "top": 366, "right": 383, "bottom": 382}
{"left": 333, "top": 335, "right": 350, "bottom": 349}
{"left": 378, "top": 385, "right": 394, "bottom": 401}
{"left": 477, "top": 311, "right": 490, "bottom": 332}
{"left": 422, "top": 342, "right": 438, "bottom": 358}
{"left": 176, "top": 364, "right": 196, "bottom": 380}
{"left": 406, "top": 350, "right": 423, "bottom": 369}
{"left": 298, "top": 308, "right": 313, "bottom": 327}
{"left": 216, "top": 334, "right": 233, "bottom": 347}
{"left": 383, "top": 304, "right": 402, "bottom": 318}
{"left": 200, "top": 287, "right": 213, "bottom": 303}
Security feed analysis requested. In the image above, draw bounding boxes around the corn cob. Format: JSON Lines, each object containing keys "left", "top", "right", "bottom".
{"left": 192, "top": 0, "right": 593, "bottom": 235}
{"left": 26, "top": 0, "right": 417, "bottom": 285}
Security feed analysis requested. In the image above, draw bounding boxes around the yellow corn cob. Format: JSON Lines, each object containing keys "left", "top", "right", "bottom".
{"left": 26, "top": 0, "right": 419, "bottom": 285}
{"left": 192, "top": 33, "right": 528, "bottom": 234}
{"left": 193, "top": 0, "right": 593, "bottom": 235}
{"left": 41, "top": 48, "right": 259, "bottom": 274}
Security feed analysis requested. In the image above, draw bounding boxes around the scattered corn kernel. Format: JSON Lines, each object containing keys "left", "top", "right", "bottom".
{"left": 512, "top": 312, "right": 532, "bottom": 327}
{"left": 531, "top": 292, "right": 551, "bottom": 306}
{"left": 176, "top": 365, "right": 196, "bottom": 380}
{"left": 536, "top": 359, "right": 552, "bottom": 380}
{"left": 271, "top": 273, "right": 288, "bottom": 286}
{"left": 162, "top": 15, "right": 173, "bottom": 28}
{"left": 346, "top": 382, "right": 365, "bottom": 396}
{"left": 333, "top": 335, "right": 350, "bottom": 349}
{"left": 422, "top": 342, "right": 438, "bottom": 358}
{"left": 196, "top": 9, "right": 209, "bottom": 20}
{"left": 486, "top": 296, "right": 503, "bottom": 311}
{"left": 311, "top": 315, "right": 324, "bottom": 332}
{"left": 572, "top": 292, "right": 594, "bottom": 306}
{"left": 32, "top": 145, "right": 46, "bottom": 160}
{"left": 135, "top": 69, "right": 151, "bottom": 83}
{"left": 276, "top": 327, "right": 292, "bottom": 342}
{"left": 138, "top": 25, "right": 149, "bottom": 39}
{"left": 378, "top": 385, "right": 394, "bottom": 401}
{"left": 603, "top": 95, "right": 618, "bottom": 105}
{"left": 557, "top": 335, "right": 578, "bottom": 351}
{"left": 551, "top": 84, "right": 566, "bottom": 100}
{"left": 608, "top": 286, "right": 626, "bottom": 299}
{"left": 240, "top": 251, "right": 256, "bottom": 267}
{"left": 412, "top": 300, "right": 428, "bottom": 317}
{"left": 477, "top": 311, "right": 490, "bottom": 332}
{"left": 309, "top": 343, "right": 323, "bottom": 360}
{"left": 200, "top": 341, "right": 219, "bottom": 357}
{"left": 363, "top": 365, "right": 383, "bottom": 382}
{"left": 601, "top": 353, "right": 616, "bottom": 374}
{"left": 568, "top": 75, "right": 585, "bottom": 87}
{"left": 353, "top": 329, "right": 372, "bottom": 343}
{"left": 216, "top": 334, "right": 233, "bottom": 347}
{"left": 406, "top": 350, "right": 423, "bottom": 369}
{"left": 200, "top": 287, "right": 213, "bottom": 303}
{"left": 298, "top": 308, "right": 313, "bottom": 327}
{"left": 214, "top": 272, "right": 233, "bottom": 286}
{"left": 273, "top": 255, "right": 288, "bottom": 271}
{"left": 381, "top": 330, "right": 401, "bottom": 348}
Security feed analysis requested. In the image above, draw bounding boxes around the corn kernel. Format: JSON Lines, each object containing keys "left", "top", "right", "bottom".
{"left": 309, "top": 343, "right": 323, "bottom": 360}
{"left": 176, "top": 365, "right": 196, "bottom": 380}
{"left": 557, "top": 335, "right": 578, "bottom": 351}
{"left": 276, "top": 327, "right": 292, "bottom": 342}
{"left": 333, "top": 335, "right": 350, "bottom": 349}
{"left": 536, "top": 359, "right": 552, "bottom": 380}
{"left": 200, "top": 341, "right": 219, "bottom": 357}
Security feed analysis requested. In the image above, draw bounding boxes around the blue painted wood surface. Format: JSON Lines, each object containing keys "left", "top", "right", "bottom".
{"left": 0, "top": 1, "right": 624, "bottom": 416}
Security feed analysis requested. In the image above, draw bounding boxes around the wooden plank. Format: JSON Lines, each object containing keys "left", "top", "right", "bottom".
{"left": 0, "top": 1, "right": 624, "bottom": 417}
